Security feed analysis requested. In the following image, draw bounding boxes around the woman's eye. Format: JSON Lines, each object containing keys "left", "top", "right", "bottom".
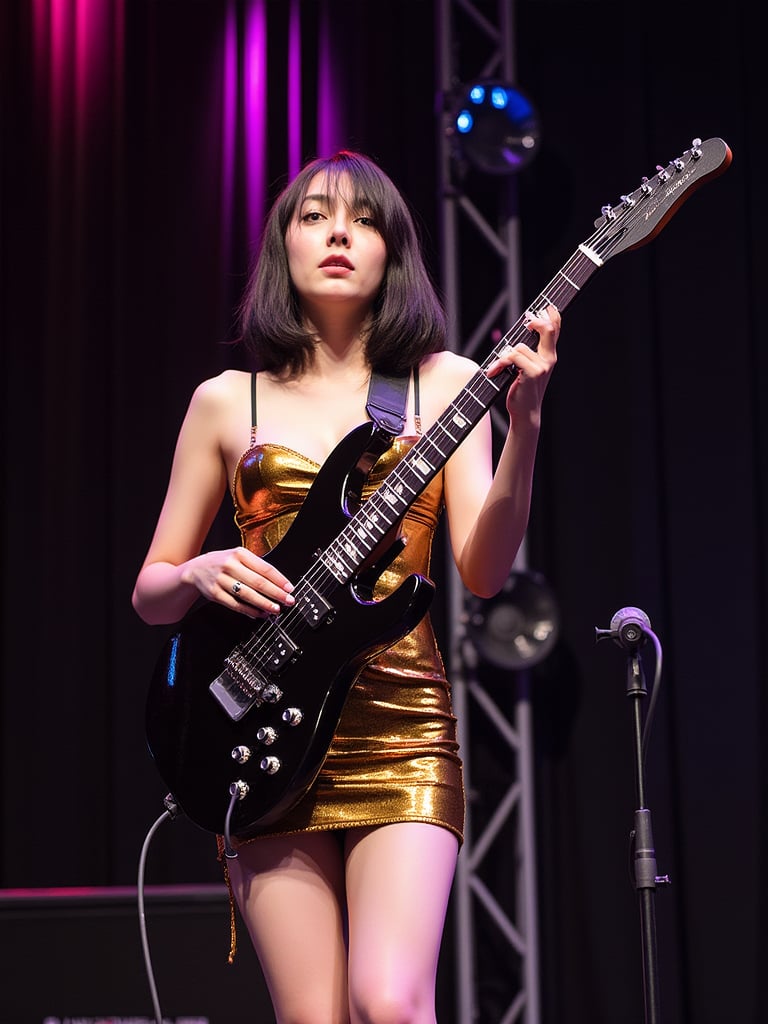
{"left": 356, "top": 215, "right": 376, "bottom": 228}
{"left": 301, "top": 211, "right": 324, "bottom": 223}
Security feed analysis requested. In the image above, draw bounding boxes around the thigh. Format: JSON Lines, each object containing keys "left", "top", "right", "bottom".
{"left": 344, "top": 823, "right": 459, "bottom": 1020}
{"left": 227, "top": 830, "right": 350, "bottom": 1023}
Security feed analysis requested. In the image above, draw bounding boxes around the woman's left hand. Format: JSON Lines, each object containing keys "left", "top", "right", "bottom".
{"left": 486, "top": 303, "right": 561, "bottom": 420}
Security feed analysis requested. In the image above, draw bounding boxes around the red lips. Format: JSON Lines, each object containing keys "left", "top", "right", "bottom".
{"left": 319, "top": 255, "right": 354, "bottom": 270}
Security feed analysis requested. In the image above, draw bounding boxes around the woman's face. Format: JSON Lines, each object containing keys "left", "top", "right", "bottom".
{"left": 285, "top": 172, "right": 388, "bottom": 319}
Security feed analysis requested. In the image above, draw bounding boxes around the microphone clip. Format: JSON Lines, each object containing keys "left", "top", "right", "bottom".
{"left": 595, "top": 606, "right": 651, "bottom": 654}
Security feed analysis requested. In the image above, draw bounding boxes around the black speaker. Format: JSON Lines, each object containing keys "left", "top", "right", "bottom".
{"left": 1, "top": 884, "right": 274, "bottom": 1024}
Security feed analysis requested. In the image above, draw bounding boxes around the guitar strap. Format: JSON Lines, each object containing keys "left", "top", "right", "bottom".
{"left": 365, "top": 368, "right": 412, "bottom": 435}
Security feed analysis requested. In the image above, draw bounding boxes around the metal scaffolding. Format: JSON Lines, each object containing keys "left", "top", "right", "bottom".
{"left": 434, "top": 2, "right": 542, "bottom": 1022}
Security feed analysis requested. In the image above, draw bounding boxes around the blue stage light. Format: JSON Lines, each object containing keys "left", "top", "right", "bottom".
{"left": 491, "top": 86, "right": 508, "bottom": 109}
{"left": 456, "top": 110, "right": 474, "bottom": 134}
{"left": 452, "top": 80, "right": 541, "bottom": 175}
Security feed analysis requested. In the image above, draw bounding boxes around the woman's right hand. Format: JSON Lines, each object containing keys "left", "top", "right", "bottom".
{"left": 182, "top": 546, "right": 295, "bottom": 618}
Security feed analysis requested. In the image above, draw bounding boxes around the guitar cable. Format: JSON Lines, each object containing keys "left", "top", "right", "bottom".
{"left": 223, "top": 784, "right": 242, "bottom": 859}
{"left": 137, "top": 790, "right": 242, "bottom": 1023}
{"left": 137, "top": 793, "right": 182, "bottom": 1024}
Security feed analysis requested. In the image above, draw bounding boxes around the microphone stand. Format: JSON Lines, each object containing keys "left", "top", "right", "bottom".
{"left": 596, "top": 611, "right": 670, "bottom": 1024}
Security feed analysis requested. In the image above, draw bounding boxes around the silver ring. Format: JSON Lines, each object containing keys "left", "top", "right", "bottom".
{"left": 232, "top": 580, "right": 242, "bottom": 595}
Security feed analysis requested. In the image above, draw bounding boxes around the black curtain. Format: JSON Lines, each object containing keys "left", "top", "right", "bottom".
{"left": 1, "top": 2, "right": 763, "bottom": 1023}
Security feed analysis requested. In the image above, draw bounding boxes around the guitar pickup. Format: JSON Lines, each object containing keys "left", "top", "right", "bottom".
{"left": 295, "top": 585, "right": 333, "bottom": 628}
{"left": 266, "top": 628, "right": 300, "bottom": 670}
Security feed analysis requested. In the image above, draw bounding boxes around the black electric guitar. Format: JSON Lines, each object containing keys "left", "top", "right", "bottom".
{"left": 146, "top": 137, "right": 732, "bottom": 839}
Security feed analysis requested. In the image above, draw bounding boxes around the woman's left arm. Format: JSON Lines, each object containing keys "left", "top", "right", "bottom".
{"left": 443, "top": 304, "right": 561, "bottom": 598}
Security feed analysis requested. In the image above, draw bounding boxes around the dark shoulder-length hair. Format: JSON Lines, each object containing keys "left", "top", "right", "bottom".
{"left": 237, "top": 150, "right": 447, "bottom": 377}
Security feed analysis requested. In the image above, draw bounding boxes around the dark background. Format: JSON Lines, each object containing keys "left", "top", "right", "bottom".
{"left": 1, "top": 2, "right": 763, "bottom": 1023}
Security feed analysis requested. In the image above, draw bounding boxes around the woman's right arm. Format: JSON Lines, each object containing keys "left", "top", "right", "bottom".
{"left": 132, "top": 378, "right": 294, "bottom": 625}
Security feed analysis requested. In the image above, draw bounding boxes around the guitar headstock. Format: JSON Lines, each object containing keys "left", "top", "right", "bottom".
{"left": 590, "top": 137, "right": 732, "bottom": 262}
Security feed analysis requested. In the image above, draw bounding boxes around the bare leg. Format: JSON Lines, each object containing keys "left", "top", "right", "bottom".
{"left": 344, "top": 822, "right": 459, "bottom": 1024}
{"left": 227, "top": 831, "right": 350, "bottom": 1023}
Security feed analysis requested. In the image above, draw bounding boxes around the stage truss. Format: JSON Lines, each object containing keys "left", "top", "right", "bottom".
{"left": 435, "top": 2, "right": 542, "bottom": 1022}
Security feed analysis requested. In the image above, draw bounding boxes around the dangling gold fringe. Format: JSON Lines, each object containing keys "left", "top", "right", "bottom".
{"left": 216, "top": 835, "right": 238, "bottom": 964}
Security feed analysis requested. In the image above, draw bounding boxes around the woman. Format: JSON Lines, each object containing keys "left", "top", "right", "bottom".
{"left": 133, "top": 150, "right": 560, "bottom": 1023}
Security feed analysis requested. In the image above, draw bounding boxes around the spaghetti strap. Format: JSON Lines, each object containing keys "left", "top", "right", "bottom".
{"left": 250, "top": 372, "right": 257, "bottom": 447}
{"left": 413, "top": 366, "right": 422, "bottom": 435}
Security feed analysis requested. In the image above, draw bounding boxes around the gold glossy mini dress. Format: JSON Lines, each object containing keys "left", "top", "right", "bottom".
{"left": 228, "top": 434, "right": 466, "bottom": 847}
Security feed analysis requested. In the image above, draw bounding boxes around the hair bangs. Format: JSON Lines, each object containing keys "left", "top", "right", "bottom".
{"left": 286, "top": 152, "right": 399, "bottom": 243}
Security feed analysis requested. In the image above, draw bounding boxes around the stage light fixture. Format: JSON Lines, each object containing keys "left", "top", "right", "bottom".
{"left": 453, "top": 80, "right": 541, "bottom": 175}
{"left": 465, "top": 569, "right": 559, "bottom": 670}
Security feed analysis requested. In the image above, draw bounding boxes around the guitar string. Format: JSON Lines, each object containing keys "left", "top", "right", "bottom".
{"left": 229, "top": 153, "right": 680, "bottom": 680}
{"left": 228, "top": 146, "right": 703, "bottom": 701}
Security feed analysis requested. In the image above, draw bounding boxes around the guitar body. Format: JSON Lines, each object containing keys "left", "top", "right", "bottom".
{"left": 145, "top": 422, "right": 435, "bottom": 838}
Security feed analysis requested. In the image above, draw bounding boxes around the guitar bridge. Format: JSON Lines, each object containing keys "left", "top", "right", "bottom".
{"left": 210, "top": 649, "right": 280, "bottom": 721}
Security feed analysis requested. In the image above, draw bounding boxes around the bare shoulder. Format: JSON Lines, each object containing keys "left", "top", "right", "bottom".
{"left": 414, "top": 350, "right": 481, "bottom": 430}
{"left": 420, "top": 349, "right": 479, "bottom": 388}
{"left": 190, "top": 368, "right": 251, "bottom": 409}
{"left": 183, "top": 370, "right": 253, "bottom": 469}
